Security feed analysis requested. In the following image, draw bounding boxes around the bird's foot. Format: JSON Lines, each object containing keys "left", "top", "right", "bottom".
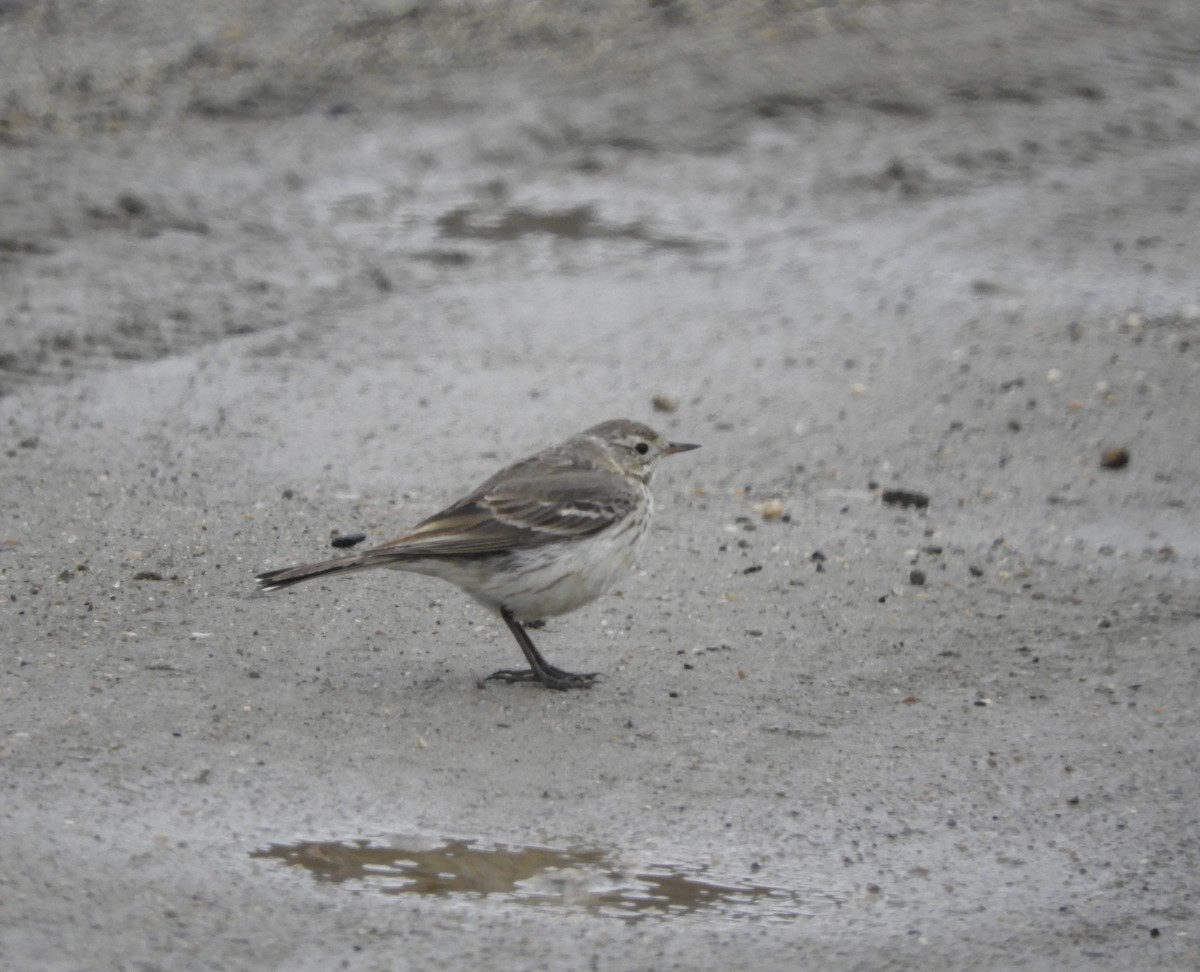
{"left": 486, "top": 667, "right": 601, "bottom": 691}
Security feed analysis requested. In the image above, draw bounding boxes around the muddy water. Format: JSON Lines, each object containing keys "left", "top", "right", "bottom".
{"left": 252, "top": 836, "right": 842, "bottom": 922}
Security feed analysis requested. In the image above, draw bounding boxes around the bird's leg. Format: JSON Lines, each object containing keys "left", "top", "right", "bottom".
{"left": 488, "top": 608, "right": 601, "bottom": 690}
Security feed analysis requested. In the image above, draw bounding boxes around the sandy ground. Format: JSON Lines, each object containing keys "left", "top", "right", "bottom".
{"left": 3, "top": 1, "right": 1199, "bottom": 969}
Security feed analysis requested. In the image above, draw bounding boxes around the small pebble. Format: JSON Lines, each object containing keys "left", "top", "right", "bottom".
{"left": 909, "top": 569, "right": 926, "bottom": 586}
{"left": 758, "top": 499, "right": 786, "bottom": 521}
{"left": 1100, "top": 446, "right": 1129, "bottom": 470}
{"left": 881, "top": 488, "right": 930, "bottom": 509}
{"left": 651, "top": 394, "right": 679, "bottom": 413}
{"left": 118, "top": 192, "right": 150, "bottom": 217}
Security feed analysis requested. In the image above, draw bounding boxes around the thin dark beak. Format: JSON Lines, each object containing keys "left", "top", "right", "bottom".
{"left": 664, "top": 441, "right": 700, "bottom": 455}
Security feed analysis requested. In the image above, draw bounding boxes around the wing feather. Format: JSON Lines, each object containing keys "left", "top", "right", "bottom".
{"left": 358, "top": 469, "right": 636, "bottom": 561}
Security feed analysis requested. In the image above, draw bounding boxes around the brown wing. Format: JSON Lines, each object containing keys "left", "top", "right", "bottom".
{"left": 358, "top": 469, "right": 637, "bottom": 561}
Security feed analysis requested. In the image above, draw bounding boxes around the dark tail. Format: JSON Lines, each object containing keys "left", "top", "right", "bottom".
{"left": 256, "top": 555, "right": 371, "bottom": 592}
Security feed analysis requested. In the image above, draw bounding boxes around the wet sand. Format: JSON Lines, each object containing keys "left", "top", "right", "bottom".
{"left": 2, "top": 2, "right": 1199, "bottom": 968}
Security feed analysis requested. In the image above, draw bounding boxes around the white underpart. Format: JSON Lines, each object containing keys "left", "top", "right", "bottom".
{"left": 384, "top": 485, "right": 653, "bottom": 621}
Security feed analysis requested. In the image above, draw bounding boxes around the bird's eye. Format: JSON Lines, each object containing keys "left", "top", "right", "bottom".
{"left": 634, "top": 442, "right": 650, "bottom": 455}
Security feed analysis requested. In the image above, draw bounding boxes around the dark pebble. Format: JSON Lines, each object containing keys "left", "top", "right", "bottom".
{"left": 1100, "top": 446, "right": 1130, "bottom": 470}
{"left": 909, "top": 569, "right": 926, "bottom": 586}
{"left": 117, "top": 192, "right": 150, "bottom": 217}
{"left": 881, "top": 488, "right": 930, "bottom": 509}
{"left": 330, "top": 532, "right": 367, "bottom": 549}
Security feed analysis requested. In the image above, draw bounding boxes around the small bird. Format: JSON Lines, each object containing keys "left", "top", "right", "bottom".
{"left": 256, "top": 419, "right": 699, "bottom": 690}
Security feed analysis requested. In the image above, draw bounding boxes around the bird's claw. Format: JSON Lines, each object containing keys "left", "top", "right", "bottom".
{"left": 486, "top": 667, "right": 601, "bottom": 691}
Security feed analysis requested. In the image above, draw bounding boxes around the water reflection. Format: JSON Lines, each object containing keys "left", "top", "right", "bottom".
{"left": 252, "top": 836, "right": 841, "bottom": 922}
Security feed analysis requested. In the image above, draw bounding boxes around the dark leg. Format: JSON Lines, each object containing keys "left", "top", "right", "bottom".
{"left": 487, "top": 608, "right": 600, "bottom": 690}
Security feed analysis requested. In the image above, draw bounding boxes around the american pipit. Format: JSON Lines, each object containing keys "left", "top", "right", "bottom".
{"left": 256, "top": 418, "right": 698, "bottom": 690}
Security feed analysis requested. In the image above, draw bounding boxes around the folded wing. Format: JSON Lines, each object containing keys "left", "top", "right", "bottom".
{"left": 360, "top": 469, "right": 636, "bottom": 561}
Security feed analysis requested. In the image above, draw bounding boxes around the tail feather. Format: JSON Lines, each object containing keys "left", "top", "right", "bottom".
{"left": 256, "top": 555, "right": 371, "bottom": 591}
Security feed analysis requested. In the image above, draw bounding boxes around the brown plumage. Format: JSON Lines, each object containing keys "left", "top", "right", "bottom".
{"left": 257, "top": 419, "right": 698, "bottom": 689}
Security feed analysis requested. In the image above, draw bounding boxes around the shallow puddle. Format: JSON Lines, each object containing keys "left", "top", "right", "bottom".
{"left": 436, "top": 204, "right": 705, "bottom": 251}
{"left": 251, "top": 836, "right": 840, "bottom": 922}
